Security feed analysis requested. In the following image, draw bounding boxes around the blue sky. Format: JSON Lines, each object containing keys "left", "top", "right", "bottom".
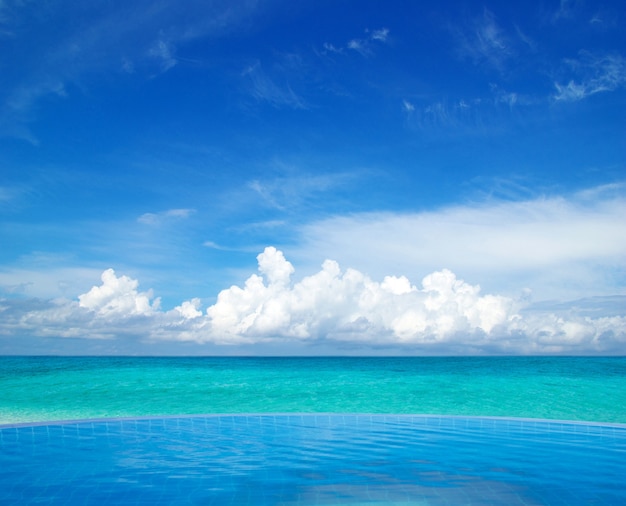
{"left": 1, "top": 0, "right": 625, "bottom": 355}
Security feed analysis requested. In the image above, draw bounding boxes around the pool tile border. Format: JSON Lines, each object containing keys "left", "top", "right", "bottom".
{"left": 1, "top": 413, "right": 625, "bottom": 431}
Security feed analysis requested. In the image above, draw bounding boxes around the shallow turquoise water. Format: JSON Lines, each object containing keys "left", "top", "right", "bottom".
{"left": 1, "top": 356, "right": 625, "bottom": 424}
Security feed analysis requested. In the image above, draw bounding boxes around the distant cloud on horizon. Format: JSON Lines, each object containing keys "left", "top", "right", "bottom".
{"left": 2, "top": 243, "right": 624, "bottom": 355}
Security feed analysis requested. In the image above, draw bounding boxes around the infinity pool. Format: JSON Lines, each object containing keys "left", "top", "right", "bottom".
{"left": 1, "top": 415, "right": 625, "bottom": 505}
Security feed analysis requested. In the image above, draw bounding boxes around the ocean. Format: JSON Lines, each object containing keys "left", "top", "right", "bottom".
{"left": 1, "top": 356, "right": 625, "bottom": 424}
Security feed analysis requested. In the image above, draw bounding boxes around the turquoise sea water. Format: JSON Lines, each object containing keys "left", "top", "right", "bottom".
{"left": 1, "top": 356, "right": 625, "bottom": 424}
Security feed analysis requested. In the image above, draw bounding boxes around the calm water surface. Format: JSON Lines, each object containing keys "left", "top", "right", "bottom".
{"left": 2, "top": 415, "right": 625, "bottom": 505}
{"left": 1, "top": 356, "right": 625, "bottom": 423}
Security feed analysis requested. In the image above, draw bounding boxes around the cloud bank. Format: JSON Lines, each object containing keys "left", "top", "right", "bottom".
{"left": 295, "top": 185, "right": 626, "bottom": 301}
{"left": 2, "top": 247, "right": 624, "bottom": 354}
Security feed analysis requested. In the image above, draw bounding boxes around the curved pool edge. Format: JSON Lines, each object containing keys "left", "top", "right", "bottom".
{"left": 2, "top": 413, "right": 626, "bottom": 429}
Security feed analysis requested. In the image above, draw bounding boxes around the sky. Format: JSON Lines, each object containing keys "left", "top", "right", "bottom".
{"left": 0, "top": 0, "right": 625, "bottom": 355}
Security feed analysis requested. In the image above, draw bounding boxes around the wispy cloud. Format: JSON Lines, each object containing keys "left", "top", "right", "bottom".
{"left": 322, "top": 42, "right": 342, "bottom": 54}
{"left": 0, "top": 265, "right": 105, "bottom": 299}
{"left": 369, "top": 28, "right": 389, "bottom": 42}
{"left": 402, "top": 96, "right": 488, "bottom": 134}
{"left": 402, "top": 83, "right": 537, "bottom": 135}
{"left": 0, "top": 78, "right": 67, "bottom": 144}
{"left": 137, "top": 208, "right": 195, "bottom": 225}
{"left": 552, "top": 0, "right": 583, "bottom": 22}
{"left": 148, "top": 39, "right": 178, "bottom": 72}
{"left": 490, "top": 85, "right": 520, "bottom": 108}
{"left": 242, "top": 61, "right": 306, "bottom": 109}
{"left": 402, "top": 99, "right": 415, "bottom": 112}
{"left": 202, "top": 240, "right": 241, "bottom": 251}
{"left": 0, "top": 185, "right": 17, "bottom": 204}
{"left": 455, "top": 9, "right": 512, "bottom": 69}
{"left": 322, "top": 27, "right": 389, "bottom": 58}
{"left": 554, "top": 52, "right": 626, "bottom": 101}
{"left": 247, "top": 170, "right": 354, "bottom": 211}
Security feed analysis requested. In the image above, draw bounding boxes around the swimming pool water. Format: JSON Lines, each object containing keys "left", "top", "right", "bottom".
{"left": 1, "top": 415, "right": 625, "bottom": 505}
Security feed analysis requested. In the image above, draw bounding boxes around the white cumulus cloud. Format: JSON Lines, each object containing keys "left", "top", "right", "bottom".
{"left": 205, "top": 247, "right": 516, "bottom": 346}
{"left": 1, "top": 246, "right": 625, "bottom": 354}
{"left": 78, "top": 268, "right": 160, "bottom": 316}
